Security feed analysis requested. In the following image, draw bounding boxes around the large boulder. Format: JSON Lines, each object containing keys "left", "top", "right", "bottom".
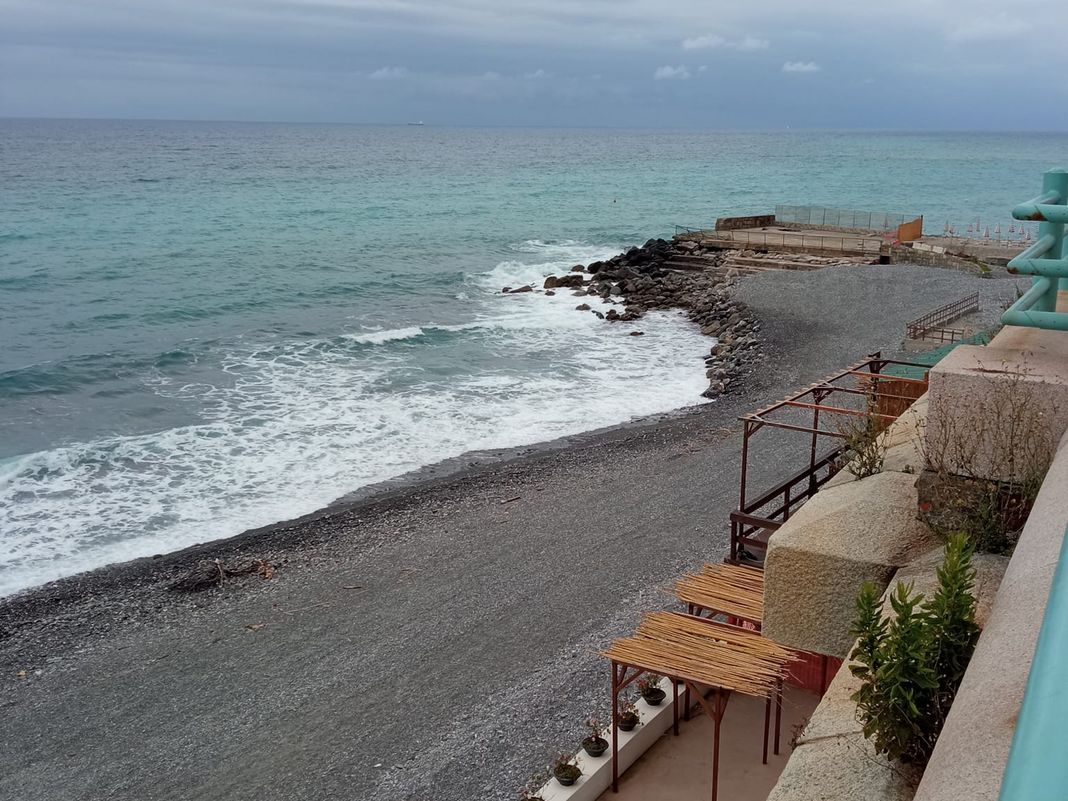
{"left": 763, "top": 471, "right": 939, "bottom": 657}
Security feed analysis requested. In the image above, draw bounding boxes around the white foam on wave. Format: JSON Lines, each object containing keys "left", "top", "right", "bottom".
{"left": 345, "top": 326, "right": 425, "bottom": 345}
{"left": 0, "top": 239, "right": 712, "bottom": 596}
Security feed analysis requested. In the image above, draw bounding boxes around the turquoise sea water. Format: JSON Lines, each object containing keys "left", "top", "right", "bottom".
{"left": 1, "top": 120, "right": 1064, "bottom": 595}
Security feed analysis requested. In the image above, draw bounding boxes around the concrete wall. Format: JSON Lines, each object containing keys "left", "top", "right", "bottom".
{"left": 913, "top": 428, "right": 1068, "bottom": 801}
{"left": 888, "top": 243, "right": 988, "bottom": 272}
{"left": 714, "top": 214, "right": 775, "bottom": 231}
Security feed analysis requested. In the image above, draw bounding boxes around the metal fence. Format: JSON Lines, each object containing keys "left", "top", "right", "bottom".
{"left": 775, "top": 205, "right": 912, "bottom": 232}
{"left": 905, "top": 292, "right": 980, "bottom": 341}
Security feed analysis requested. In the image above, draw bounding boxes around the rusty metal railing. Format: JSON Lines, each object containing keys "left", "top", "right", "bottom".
{"left": 728, "top": 355, "right": 932, "bottom": 566}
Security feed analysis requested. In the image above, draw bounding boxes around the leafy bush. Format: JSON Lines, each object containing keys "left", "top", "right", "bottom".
{"left": 849, "top": 534, "right": 980, "bottom": 765}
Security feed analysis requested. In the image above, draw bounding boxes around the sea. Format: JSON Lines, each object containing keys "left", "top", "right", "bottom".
{"left": 2, "top": 120, "right": 1065, "bottom": 596}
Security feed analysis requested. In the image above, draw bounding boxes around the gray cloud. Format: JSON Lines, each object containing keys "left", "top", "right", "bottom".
{"left": 653, "top": 65, "right": 691, "bottom": 80}
{"left": 1, "top": 0, "right": 1066, "bottom": 128}
{"left": 782, "top": 61, "right": 821, "bottom": 73}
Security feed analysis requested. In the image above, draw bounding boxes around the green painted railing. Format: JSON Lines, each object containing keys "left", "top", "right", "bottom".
{"left": 998, "top": 526, "right": 1068, "bottom": 801}
{"left": 1003, "top": 169, "right": 1068, "bottom": 330}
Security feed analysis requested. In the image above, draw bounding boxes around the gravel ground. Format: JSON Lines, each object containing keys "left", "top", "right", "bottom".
{"left": 0, "top": 263, "right": 1022, "bottom": 801}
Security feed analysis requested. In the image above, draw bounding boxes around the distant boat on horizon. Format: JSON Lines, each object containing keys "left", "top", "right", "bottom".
{"left": 407, "top": 121, "right": 425, "bottom": 126}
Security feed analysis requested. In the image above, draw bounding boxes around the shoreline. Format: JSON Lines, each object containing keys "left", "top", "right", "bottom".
{"left": 0, "top": 396, "right": 720, "bottom": 619}
{"left": 0, "top": 235, "right": 758, "bottom": 605}
{"left": 0, "top": 262, "right": 1023, "bottom": 801}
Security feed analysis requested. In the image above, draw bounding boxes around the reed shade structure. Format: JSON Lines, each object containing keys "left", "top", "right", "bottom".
{"left": 602, "top": 611, "right": 798, "bottom": 801}
{"left": 673, "top": 563, "right": 764, "bottom": 626}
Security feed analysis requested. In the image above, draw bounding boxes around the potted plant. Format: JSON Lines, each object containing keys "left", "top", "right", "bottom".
{"left": 519, "top": 767, "right": 548, "bottom": 801}
{"left": 582, "top": 716, "right": 609, "bottom": 757}
{"left": 552, "top": 752, "right": 581, "bottom": 787}
{"left": 637, "top": 673, "right": 666, "bottom": 706}
{"left": 619, "top": 698, "right": 641, "bottom": 732}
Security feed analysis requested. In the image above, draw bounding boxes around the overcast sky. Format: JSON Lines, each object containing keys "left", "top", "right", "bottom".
{"left": 2, "top": 0, "right": 1066, "bottom": 129}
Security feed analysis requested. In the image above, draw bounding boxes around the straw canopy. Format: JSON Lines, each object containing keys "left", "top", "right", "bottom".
{"left": 601, "top": 611, "right": 795, "bottom": 698}
{"left": 673, "top": 563, "right": 764, "bottom": 624}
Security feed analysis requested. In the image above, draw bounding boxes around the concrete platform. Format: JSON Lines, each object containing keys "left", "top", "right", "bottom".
{"left": 597, "top": 687, "right": 819, "bottom": 801}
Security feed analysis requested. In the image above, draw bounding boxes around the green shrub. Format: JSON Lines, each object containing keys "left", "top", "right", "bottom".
{"left": 848, "top": 534, "right": 980, "bottom": 766}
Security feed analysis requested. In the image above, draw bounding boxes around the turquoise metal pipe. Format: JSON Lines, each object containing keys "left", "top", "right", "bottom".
{"left": 1000, "top": 277, "right": 1068, "bottom": 330}
{"left": 1002, "top": 169, "right": 1068, "bottom": 328}
{"left": 1013, "top": 188, "right": 1063, "bottom": 221}
{"left": 998, "top": 526, "right": 1068, "bottom": 801}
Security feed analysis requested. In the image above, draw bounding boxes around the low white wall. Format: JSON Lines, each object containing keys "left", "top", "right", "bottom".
{"left": 538, "top": 678, "right": 676, "bottom": 801}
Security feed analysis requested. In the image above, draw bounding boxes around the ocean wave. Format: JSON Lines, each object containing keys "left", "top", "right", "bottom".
{"left": 0, "top": 287, "right": 711, "bottom": 596}
{"left": 345, "top": 326, "right": 426, "bottom": 345}
{"left": 477, "top": 240, "right": 622, "bottom": 291}
{"left": 0, "top": 347, "right": 201, "bottom": 397}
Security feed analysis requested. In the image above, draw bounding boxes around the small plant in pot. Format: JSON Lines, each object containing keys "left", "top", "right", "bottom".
{"left": 619, "top": 697, "right": 641, "bottom": 732}
{"left": 552, "top": 752, "right": 581, "bottom": 787}
{"left": 518, "top": 767, "right": 549, "bottom": 801}
{"left": 637, "top": 673, "right": 666, "bottom": 706}
{"left": 582, "top": 716, "right": 609, "bottom": 757}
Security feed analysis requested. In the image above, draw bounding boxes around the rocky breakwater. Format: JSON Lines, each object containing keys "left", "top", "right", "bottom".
{"left": 503, "top": 238, "right": 760, "bottom": 399}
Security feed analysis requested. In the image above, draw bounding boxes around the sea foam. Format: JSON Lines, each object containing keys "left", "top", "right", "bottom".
{"left": 0, "top": 240, "right": 710, "bottom": 596}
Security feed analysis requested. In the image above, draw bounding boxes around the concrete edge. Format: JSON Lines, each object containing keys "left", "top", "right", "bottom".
{"left": 537, "top": 678, "right": 676, "bottom": 801}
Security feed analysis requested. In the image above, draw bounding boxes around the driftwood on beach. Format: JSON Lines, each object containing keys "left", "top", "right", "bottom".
{"left": 168, "top": 557, "right": 276, "bottom": 592}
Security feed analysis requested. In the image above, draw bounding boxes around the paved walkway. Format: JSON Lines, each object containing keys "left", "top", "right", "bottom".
{"left": 597, "top": 687, "right": 819, "bottom": 801}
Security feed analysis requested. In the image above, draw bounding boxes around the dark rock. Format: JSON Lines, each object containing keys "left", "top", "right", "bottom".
{"left": 543, "top": 276, "right": 561, "bottom": 289}
{"left": 605, "top": 309, "right": 620, "bottom": 321}
{"left": 570, "top": 264, "right": 585, "bottom": 272}
{"left": 629, "top": 331, "right": 645, "bottom": 337}
{"left": 545, "top": 290, "right": 556, "bottom": 296}
{"left": 575, "top": 303, "right": 591, "bottom": 311}
{"left": 587, "top": 261, "right": 605, "bottom": 274}
{"left": 510, "top": 285, "right": 534, "bottom": 293}
{"left": 501, "top": 287, "right": 512, "bottom": 293}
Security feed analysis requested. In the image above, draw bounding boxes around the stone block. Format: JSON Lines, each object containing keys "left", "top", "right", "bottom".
{"left": 766, "top": 732, "right": 920, "bottom": 801}
{"left": 925, "top": 330, "right": 1068, "bottom": 483}
{"left": 764, "top": 472, "right": 939, "bottom": 657}
{"left": 823, "top": 395, "right": 927, "bottom": 492}
{"left": 880, "top": 395, "right": 927, "bottom": 476}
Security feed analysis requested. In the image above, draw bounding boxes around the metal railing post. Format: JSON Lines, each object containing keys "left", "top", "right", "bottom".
{"left": 1004, "top": 169, "right": 1068, "bottom": 329}
{"left": 1037, "top": 170, "right": 1067, "bottom": 312}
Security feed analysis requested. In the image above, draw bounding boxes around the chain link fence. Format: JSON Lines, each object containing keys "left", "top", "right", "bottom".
{"left": 775, "top": 205, "right": 910, "bottom": 231}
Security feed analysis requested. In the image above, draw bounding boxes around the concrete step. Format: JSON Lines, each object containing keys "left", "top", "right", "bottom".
{"left": 663, "top": 253, "right": 723, "bottom": 267}
{"left": 727, "top": 256, "right": 832, "bottom": 271}
{"left": 661, "top": 258, "right": 717, "bottom": 272}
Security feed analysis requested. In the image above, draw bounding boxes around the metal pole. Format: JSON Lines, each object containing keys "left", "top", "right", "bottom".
{"left": 673, "top": 678, "right": 679, "bottom": 736}
{"left": 763, "top": 695, "right": 771, "bottom": 765}
{"left": 612, "top": 662, "right": 620, "bottom": 792}
{"left": 1037, "top": 170, "right": 1067, "bottom": 310}
{"left": 774, "top": 678, "right": 783, "bottom": 756}
{"left": 711, "top": 690, "right": 724, "bottom": 801}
